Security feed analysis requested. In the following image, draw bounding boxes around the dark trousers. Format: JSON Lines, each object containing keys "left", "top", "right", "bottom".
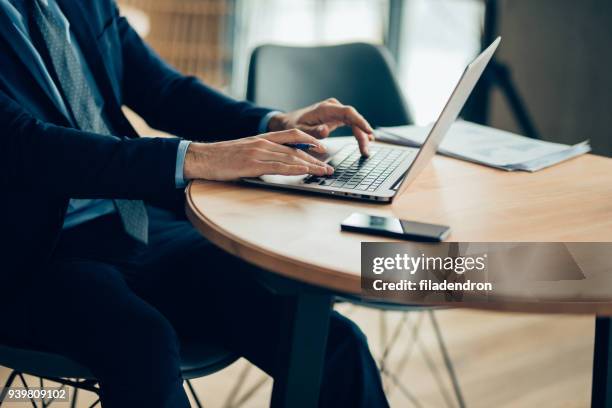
{"left": 17, "top": 206, "right": 389, "bottom": 407}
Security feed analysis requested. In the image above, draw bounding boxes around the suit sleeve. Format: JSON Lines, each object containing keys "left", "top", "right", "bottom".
{"left": 116, "top": 10, "right": 273, "bottom": 141}
{"left": 0, "top": 89, "right": 179, "bottom": 199}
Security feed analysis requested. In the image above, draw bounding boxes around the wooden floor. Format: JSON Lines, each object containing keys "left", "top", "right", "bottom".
{"left": 0, "top": 306, "right": 594, "bottom": 407}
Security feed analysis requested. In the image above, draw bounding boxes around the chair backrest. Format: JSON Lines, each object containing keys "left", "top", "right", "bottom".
{"left": 247, "top": 42, "right": 412, "bottom": 130}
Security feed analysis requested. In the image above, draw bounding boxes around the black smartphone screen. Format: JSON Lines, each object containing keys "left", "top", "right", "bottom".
{"left": 340, "top": 213, "right": 450, "bottom": 242}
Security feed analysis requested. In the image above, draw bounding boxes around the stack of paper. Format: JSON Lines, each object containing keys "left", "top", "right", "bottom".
{"left": 376, "top": 121, "right": 591, "bottom": 172}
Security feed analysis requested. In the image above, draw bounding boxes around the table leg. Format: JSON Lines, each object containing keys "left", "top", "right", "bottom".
{"left": 271, "top": 292, "right": 333, "bottom": 408}
{"left": 592, "top": 316, "right": 612, "bottom": 407}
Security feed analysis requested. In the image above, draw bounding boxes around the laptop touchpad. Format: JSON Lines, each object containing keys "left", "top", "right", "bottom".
{"left": 259, "top": 174, "right": 308, "bottom": 185}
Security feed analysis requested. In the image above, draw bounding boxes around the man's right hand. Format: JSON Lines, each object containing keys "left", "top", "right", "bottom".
{"left": 183, "top": 129, "right": 335, "bottom": 181}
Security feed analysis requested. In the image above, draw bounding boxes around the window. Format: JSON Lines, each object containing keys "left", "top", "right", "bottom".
{"left": 122, "top": 0, "right": 484, "bottom": 127}
{"left": 398, "top": 0, "right": 483, "bottom": 124}
{"left": 231, "top": 0, "right": 389, "bottom": 95}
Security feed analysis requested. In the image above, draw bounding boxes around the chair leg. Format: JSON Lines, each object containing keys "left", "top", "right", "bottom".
{"left": 227, "top": 375, "right": 271, "bottom": 408}
{"left": 185, "top": 379, "right": 204, "bottom": 408}
{"left": 429, "top": 310, "right": 466, "bottom": 408}
{"left": 87, "top": 398, "right": 100, "bottom": 408}
{"left": 39, "top": 378, "right": 44, "bottom": 408}
{"left": 0, "top": 370, "right": 19, "bottom": 405}
{"left": 16, "top": 373, "right": 39, "bottom": 408}
{"left": 379, "top": 310, "right": 388, "bottom": 368}
{"left": 389, "top": 312, "right": 456, "bottom": 407}
{"left": 392, "top": 312, "right": 425, "bottom": 371}
{"left": 379, "top": 312, "right": 426, "bottom": 405}
{"left": 379, "top": 312, "right": 411, "bottom": 373}
{"left": 223, "top": 363, "right": 252, "bottom": 408}
{"left": 70, "top": 386, "right": 78, "bottom": 408}
{"left": 1, "top": 371, "right": 103, "bottom": 408}
{"left": 415, "top": 333, "right": 456, "bottom": 408}
{"left": 379, "top": 366, "right": 423, "bottom": 408}
{"left": 377, "top": 310, "right": 466, "bottom": 407}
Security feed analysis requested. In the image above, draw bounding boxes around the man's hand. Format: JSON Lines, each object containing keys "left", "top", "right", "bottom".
{"left": 267, "top": 98, "right": 375, "bottom": 156}
{"left": 184, "top": 129, "right": 334, "bottom": 181}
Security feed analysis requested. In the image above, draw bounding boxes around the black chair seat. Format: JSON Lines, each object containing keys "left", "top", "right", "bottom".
{"left": 0, "top": 341, "right": 238, "bottom": 381}
{"left": 180, "top": 342, "right": 238, "bottom": 380}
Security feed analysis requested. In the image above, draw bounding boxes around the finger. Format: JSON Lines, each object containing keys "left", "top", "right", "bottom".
{"left": 257, "top": 150, "right": 332, "bottom": 175}
{"left": 270, "top": 145, "right": 335, "bottom": 174}
{"left": 353, "top": 125, "right": 370, "bottom": 157}
{"left": 301, "top": 121, "right": 344, "bottom": 138}
{"left": 280, "top": 144, "right": 328, "bottom": 165}
{"left": 263, "top": 130, "right": 326, "bottom": 152}
{"left": 321, "top": 104, "right": 375, "bottom": 135}
{"left": 324, "top": 97, "right": 341, "bottom": 105}
{"left": 300, "top": 124, "right": 330, "bottom": 139}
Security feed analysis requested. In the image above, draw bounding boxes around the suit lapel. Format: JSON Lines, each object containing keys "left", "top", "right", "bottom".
{"left": 0, "top": 0, "right": 137, "bottom": 136}
{"left": 0, "top": 10, "right": 70, "bottom": 120}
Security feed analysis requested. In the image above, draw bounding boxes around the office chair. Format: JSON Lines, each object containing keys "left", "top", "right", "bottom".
{"left": 247, "top": 42, "right": 412, "bottom": 130}
{"left": 244, "top": 42, "right": 465, "bottom": 408}
{"left": 0, "top": 339, "right": 238, "bottom": 407}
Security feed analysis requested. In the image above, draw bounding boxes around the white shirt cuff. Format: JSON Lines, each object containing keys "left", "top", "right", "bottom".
{"left": 258, "top": 111, "right": 283, "bottom": 134}
{"left": 175, "top": 140, "right": 192, "bottom": 188}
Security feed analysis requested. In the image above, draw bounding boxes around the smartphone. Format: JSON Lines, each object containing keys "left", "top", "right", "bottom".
{"left": 341, "top": 213, "right": 450, "bottom": 242}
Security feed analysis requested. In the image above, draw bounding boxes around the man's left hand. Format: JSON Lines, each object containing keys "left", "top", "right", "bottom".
{"left": 267, "top": 98, "right": 375, "bottom": 156}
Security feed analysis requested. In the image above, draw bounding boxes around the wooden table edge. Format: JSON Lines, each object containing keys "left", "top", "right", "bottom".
{"left": 185, "top": 180, "right": 612, "bottom": 316}
{"left": 185, "top": 181, "right": 363, "bottom": 294}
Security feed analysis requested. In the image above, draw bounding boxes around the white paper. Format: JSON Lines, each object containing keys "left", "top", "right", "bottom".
{"left": 376, "top": 121, "right": 590, "bottom": 172}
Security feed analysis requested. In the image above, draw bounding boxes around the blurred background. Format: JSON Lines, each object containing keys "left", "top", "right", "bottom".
{"left": 119, "top": 0, "right": 481, "bottom": 130}
{"left": 118, "top": 0, "right": 611, "bottom": 156}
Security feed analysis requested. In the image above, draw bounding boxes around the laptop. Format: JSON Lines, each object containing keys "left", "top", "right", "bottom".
{"left": 244, "top": 37, "right": 501, "bottom": 203}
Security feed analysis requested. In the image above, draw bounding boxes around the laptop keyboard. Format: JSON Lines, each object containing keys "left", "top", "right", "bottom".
{"left": 304, "top": 146, "right": 413, "bottom": 192}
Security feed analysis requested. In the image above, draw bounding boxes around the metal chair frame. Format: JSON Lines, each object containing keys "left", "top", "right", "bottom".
{"left": 0, "top": 342, "right": 238, "bottom": 408}
{"left": 0, "top": 369, "right": 208, "bottom": 408}
{"left": 220, "top": 306, "right": 466, "bottom": 408}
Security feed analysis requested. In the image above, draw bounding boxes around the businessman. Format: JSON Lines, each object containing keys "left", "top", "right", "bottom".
{"left": 0, "top": 0, "right": 389, "bottom": 407}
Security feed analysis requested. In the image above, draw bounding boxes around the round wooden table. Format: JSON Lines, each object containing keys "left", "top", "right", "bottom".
{"left": 186, "top": 138, "right": 612, "bottom": 407}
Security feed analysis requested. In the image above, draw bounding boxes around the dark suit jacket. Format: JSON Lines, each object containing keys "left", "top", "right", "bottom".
{"left": 0, "top": 0, "right": 272, "bottom": 312}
